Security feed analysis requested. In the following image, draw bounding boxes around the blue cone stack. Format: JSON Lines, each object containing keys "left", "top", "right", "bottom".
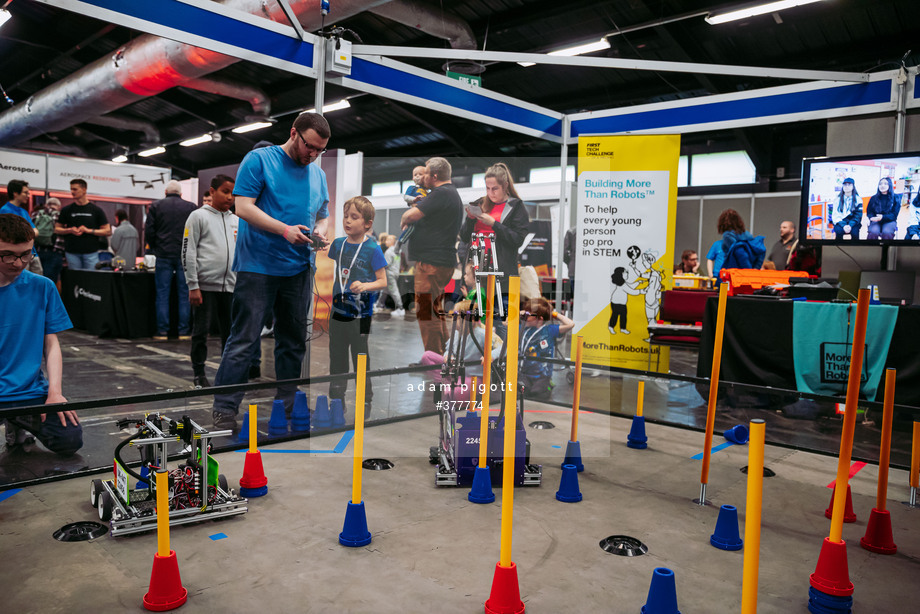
{"left": 331, "top": 398, "right": 346, "bottom": 428}
{"left": 267, "top": 399, "right": 289, "bottom": 437}
{"left": 313, "top": 395, "right": 332, "bottom": 428}
{"left": 291, "top": 391, "right": 311, "bottom": 433}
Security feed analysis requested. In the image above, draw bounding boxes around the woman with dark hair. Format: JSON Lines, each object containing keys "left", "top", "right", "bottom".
{"left": 705, "top": 208, "right": 766, "bottom": 279}
{"left": 828, "top": 178, "right": 862, "bottom": 240}
{"left": 866, "top": 177, "right": 900, "bottom": 240}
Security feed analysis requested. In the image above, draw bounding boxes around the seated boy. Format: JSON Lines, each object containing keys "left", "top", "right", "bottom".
{"left": 327, "top": 197, "right": 387, "bottom": 410}
{"left": 0, "top": 214, "right": 82, "bottom": 455}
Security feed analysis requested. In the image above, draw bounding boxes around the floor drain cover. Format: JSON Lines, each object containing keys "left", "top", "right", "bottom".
{"left": 741, "top": 466, "right": 776, "bottom": 477}
{"left": 362, "top": 458, "right": 394, "bottom": 470}
{"left": 599, "top": 535, "right": 648, "bottom": 556}
{"left": 53, "top": 521, "right": 108, "bottom": 542}
{"left": 528, "top": 421, "right": 555, "bottom": 429}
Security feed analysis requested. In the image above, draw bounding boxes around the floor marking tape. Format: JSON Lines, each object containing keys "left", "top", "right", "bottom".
{"left": 826, "top": 462, "right": 867, "bottom": 488}
{"left": 0, "top": 489, "right": 23, "bottom": 503}
{"left": 691, "top": 441, "right": 735, "bottom": 460}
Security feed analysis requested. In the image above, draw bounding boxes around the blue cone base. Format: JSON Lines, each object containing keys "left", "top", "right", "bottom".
{"left": 468, "top": 466, "right": 496, "bottom": 503}
{"left": 239, "top": 485, "right": 268, "bottom": 498}
{"left": 339, "top": 501, "right": 372, "bottom": 547}
{"left": 807, "top": 587, "right": 853, "bottom": 614}
{"left": 268, "top": 399, "right": 289, "bottom": 436}
{"left": 561, "top": 440, "right": 584, "bottom": 472}
{"left": 556, "top": 463, "right": 583, "bottom": 502}
{"left": 627, "top": 415, "right": 648, "bottom": 449}
{"left": 710, "top": 535, "right": 743, "bottom": 551}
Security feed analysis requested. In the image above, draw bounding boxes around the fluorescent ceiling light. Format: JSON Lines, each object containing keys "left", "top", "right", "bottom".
{"left": 706, "top": 0, "right": 825, "bottom": 25}
{"left": 518, "top": 38, "right": 610, "bottom": 67}
{"left": 0, "top": 9, "right": 11, "bottom": 30}
{"left": 111, "top": 155, "right": 128, "bottom": 163}
{"left": 180, "top": 134, "right": 213, "bottom": 147}
{"left": 232, "top": 121, "right": 273, "bottom": 134}
{"left": 138, "top": 146, "right": 166, "bottom": 157}
{"left": 304, "top": 99, "right": 352, "bottom": 114}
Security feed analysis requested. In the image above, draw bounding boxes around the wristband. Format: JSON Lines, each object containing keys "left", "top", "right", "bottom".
{"left": 283, "top": 225, "right": 291, "bottom": 240}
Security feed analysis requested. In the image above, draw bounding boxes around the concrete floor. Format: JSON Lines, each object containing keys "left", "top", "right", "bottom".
{"left": 2, "top": 409, "right": 919, "bottom": 613}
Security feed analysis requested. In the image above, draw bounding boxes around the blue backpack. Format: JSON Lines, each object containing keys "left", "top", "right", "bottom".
{"left": 724, "top": 234, "right": 766, "bottom": 270}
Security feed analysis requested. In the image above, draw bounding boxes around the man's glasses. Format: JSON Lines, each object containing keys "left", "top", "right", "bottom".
{"left": 0, "top": 252, "right": 34, "bottom": 265}
{"left": 296, "top": 131, "right": 327, "bottom": 154}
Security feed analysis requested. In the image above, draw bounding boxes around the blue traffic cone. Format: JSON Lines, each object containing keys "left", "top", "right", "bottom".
{"left": 313, "top": 395, "right": 332, "bottom": 428}
{"left": 556, "top": 463, "right": 583, "bottom": 502}
{"left": 136, "top": 464, "right": 150, "bottom": 490}
{"left": 807, "top": 586, "right": 853, "bottom": 614}
{"left": 291, "top": 391, "right": 311, "bottom": 433}
{"left": 268, "top": 399, "right": 289, "bottom": 437}
{"left": 723, "top": 425, "right": 749, "bottom": 445}
{"left": 561, "top": 440, "right": 584, "bottom": 472}
{"left": 237, "top": 411, "right": 250, "bottom": 443}
{"left": 468, "top": 465, "right": 495, "bottom": 504}
{"left": 627, "top": 415, "right": 648, "bottom": 449}
{"left": 641, "top": 567, "right": 681, "bottom": 614}
{"left": 339, "top": 501, "right": 372, "bottom": 547}
{"left": 710, "top": 504, "right": 743, "bottom": 551}
{"left": 331, "top": 398, "right": 346, "bottom": 428}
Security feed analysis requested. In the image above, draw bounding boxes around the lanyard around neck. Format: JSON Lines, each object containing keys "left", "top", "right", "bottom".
{"left": 521, "top": 324, "right": 546, "bottom": 353}
{"left": 337, "top": 238, "right": 365, "bottom": 292}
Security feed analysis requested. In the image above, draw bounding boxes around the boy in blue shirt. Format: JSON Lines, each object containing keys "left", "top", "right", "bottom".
{"left": 0, "top": 214, "right": 82, "bottom": 455}
{"left": 327, "top": 196, "right": 387, "bottom": 410}
{"left": 518, "top": 297, "right": 574, "bottom": 401}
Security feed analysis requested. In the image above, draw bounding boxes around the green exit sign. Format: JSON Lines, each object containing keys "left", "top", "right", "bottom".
{"left": 447, "top": 71, "right": 481, "bottom": 87}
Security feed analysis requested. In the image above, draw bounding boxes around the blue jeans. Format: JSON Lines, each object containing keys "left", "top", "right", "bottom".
{"left": 1, "top": 398, "right": 83, "bottom": 456}
{"left": 154, "top": 256, "right": 190, "bottom": 335}
{"left": 213, "top": 269, "right": 311, "bottom": 416}
{"left": 65, "top": 251, "right": 99, "bottom": 271}
{"left": 37, "top": 248, "right": 63, "bottom": 283}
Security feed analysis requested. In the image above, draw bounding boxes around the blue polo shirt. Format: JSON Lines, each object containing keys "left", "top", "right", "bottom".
{"left": 232, "top": 146, "right": 329, "bottom": 276}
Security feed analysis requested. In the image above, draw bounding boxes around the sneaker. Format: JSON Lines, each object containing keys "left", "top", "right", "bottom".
{"left": 392, "top": 308, "right": 405, "bottom": 317}
{"left": 608, "top": 326, "right": 616, "bottom": 334}
{"left": 193, "top": 375, "right": 210, "bottom": 389}
{"left": 261, "top": 326, "right": 274, "bottom": 338}
{"left": 211, "top": 411, "right": 238, "bottom": 430}
{"left": 178, "top": 334, "right": 191, "bottom": 341}
{"left": 153, "top": 333, "right": 168, "bottom": 340}
{"left": 248, "top": 365, "right": 261, "bottom": 380}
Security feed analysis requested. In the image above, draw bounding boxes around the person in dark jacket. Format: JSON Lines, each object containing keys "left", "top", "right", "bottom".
{"left": 459, "top": 162, "right": 530, "bottom": 339}
{"left": 866, "top": 176, "right": 900, "bottom": 240}
{"left": 827, "top": 177, "right": 862, "bottom": 240}
{"left": 145, "top": 180, "right": 198, "bottom": 339}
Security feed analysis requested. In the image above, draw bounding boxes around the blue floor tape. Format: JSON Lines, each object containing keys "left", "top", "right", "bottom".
{"left": 238, "top": 430, "right": 355, "bottom": 454}
{"left": 209, "top": 533, "right": 228, "bottom": 541}
{"left": 0, "top": 488, "right": 22, "bottom": 503}
{"left": 691, "top": 441, "right": 735, "bottom": 460}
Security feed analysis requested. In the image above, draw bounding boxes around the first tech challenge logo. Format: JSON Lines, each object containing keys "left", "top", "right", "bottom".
{"left": 820, "top": 342, "right": 868, "bottom": 384}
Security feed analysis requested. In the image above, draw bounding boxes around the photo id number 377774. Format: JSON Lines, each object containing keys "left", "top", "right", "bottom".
{"left": 435, "top": 400, "right": 483, "bottom": 412}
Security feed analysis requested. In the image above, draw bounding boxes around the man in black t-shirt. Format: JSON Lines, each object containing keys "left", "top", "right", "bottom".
{"left": 55, "top": 179, "right": 111, "bottom": 270}
{"left": 400, "top": 157, "right": 463, "bottom": 353}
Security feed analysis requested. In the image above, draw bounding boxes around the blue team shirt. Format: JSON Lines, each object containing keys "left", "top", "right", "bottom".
{"left": 706, "top": 239, "right": 726, "bottom": 279}
{"left": 0, "top": 271, "right": 72, "bottom": 401}
{"left": 519, "top": 323, "right": 560, "bottom": 381}
{"left": 232, "top": 146, "right": 329, "bottom": 276}
{"left": 327, "top": 236, "right": 387, "bottom": 319}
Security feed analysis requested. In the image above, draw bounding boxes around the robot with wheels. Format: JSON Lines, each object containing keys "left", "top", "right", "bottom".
{"left": 430, "top": 234, "right": 542, "bottom": 488}
{"left": 89, "top": 413, "right": 247, "bottom": 536}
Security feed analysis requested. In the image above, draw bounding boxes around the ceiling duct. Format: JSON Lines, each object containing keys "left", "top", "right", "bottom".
{"left": 368, "top": 0, "right": 476, "bottom": 50}
{"left": 82, "top": 114, "right": 161, "bottom": 146}
{"left": 180, "top": 76, "right": 271, "bottom": 121}
{"left": 0, "top": 0, "right": 394, "bottom": 147}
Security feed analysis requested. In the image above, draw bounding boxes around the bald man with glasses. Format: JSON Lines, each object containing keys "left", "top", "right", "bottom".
{"left": 211, "top": 112, "right": 331, "bottom": 430}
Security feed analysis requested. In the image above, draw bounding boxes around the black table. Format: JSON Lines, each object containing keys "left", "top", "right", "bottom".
{"left": 61, "top": 269, "right": 156, "bottom": 338}
{"left": 697, "top": 297, "right": 920, "bottom": 406}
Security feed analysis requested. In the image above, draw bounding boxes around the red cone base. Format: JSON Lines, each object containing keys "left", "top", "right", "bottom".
{"left": 143, "top": 550, "right": 188, "bottom": 611}
{"left": 825, "top": 484, "right": 857, "bottom": 523}
{"left": 240, "top": 450, "right": 268, "bottom": 489}
{"left": 809, "top": 537, "right": 854, "bottom": 597}
{"left": 860, "top": 508, "right": 897, "bottom": 554}
{"left": 484, "top": 561, "right": 525, "bottom": 614}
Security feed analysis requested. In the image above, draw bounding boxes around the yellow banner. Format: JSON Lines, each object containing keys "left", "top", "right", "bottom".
{"left": 574, "top": 134, "right": 680, "bottom": 371}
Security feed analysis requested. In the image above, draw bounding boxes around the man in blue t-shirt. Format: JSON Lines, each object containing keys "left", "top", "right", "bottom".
{"left": 327, "top": 197, "right": 387, "bottom": 409}
{"left": 0, "top": 214, "right": 82, "bottom": 455}
{"left": 211, "top": 112, "right": 331, "bottom": 429}
{"left": 1, "top": 179, "right": 43, "bottom": 276}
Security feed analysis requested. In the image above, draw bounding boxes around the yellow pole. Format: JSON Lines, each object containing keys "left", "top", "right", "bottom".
{"left": 876, "top": 369, "right": 896, "bottom": 511}
{"left": 248, "top": 403, "right": 257, "bottom": 453}
{"left": 478, "top": 280, "right": 496, "bottom": 468}
{"left": 700, "top": 283, "right": 729, "bottom": 489}
{"left": 636, "top": 380, "right": 645, "bottom": 418}
{"left": 569, "top": 336, "right": 584, "bottom": 442}
{"left": 828, "top": 289, "right": 870, "bottom": 544}
{"left": 741, "top": 419, "right": 766, "bottom": 614}
{"left": 911, "top": 422, "right": 920, "bottom": 490}
{"left": 155, "top": 469, "right": 170, "bottom": 557}
{"left": 351, "top": 354, "right": 367, "bottom": 505}
{"left": 499, "top": 276, "right": 521, "bottom": 568}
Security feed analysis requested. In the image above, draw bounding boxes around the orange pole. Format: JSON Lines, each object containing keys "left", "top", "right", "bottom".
{"left": 875, "top": 369, "right": 896, "bottom": 511}
{"left": 699, "top": 283, "right": 729, "bottom": 496}
{"left": 828, "top": 289, "right": 870, "bottom": 543}
{"left": 351, "top": 354, "right": 367, "bottom": 505}
{"left": 636, "top": 380, "right": 645, "bottom": 418}
{"left": 477, "top": 280, "right": 496, "bottom": 468}
{"left": 569, "top": 336, "right": 584, "bottom": 442}
{"left": 911, "top": 422, "right": 920, "bottom": 490}
{"left": 499, "top": 276, "right": 521, "bottom": 568}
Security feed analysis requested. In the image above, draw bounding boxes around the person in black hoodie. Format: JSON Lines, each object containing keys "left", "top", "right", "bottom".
{"left": 866, "top": 176, "right": 900, "bottom": 240}
{"left": 459, "top": 162, "right": 530, "bottom": 340}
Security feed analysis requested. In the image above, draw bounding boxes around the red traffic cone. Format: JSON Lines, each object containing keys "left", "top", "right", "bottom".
{"left": 143, "top": 550, "right": 188, "bottom": 611}
{"left": 809, "top": 537, "right": 853, "bottom": 597}
{"left": 860, "top": 508, "right": 897, "bottom": 554}
{"left": 484, "top": 562, "right": 525, "bottom": 614}
{"left": 239, "top": 450, "right": 268, "bottom": 498}
{"left": 824, "top": 484, "right": 857, "bottom": 522}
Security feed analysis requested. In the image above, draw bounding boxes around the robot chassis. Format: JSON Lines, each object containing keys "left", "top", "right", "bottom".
{"left": 89, "top": 413, "right": 248, "bottom": 536}
{"left": 431, "top": 233, "right": 542, "bottom": 488}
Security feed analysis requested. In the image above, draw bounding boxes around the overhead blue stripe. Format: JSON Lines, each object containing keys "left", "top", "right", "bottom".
{"left": 572, "top": 81, "right": 892, "bottom": 136}
{"left": 350, "top": 59, "right": 562, "bottom": 137}
{"left": 0, "top": 488, "right": 23, "bottom": 503}
{"left": 78, "top": 0, "right": 314, "bottom": 68}
{"left": 691, "top": 441, "right": 735, "bottom": 460}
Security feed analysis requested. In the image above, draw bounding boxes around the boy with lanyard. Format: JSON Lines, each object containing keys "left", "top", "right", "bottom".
{"left": 0, "top": 214, "right": 82, "bottom": 454}
{"left": 327, "top": 196, "right": 387, "bottom": 410}
{"left": 518, "top": 296, "right": 574, "bottom": 401}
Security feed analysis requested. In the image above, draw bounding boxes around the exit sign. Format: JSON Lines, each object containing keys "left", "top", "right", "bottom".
{"left": 447, "top": 71, "right": 481, "bottom": 87}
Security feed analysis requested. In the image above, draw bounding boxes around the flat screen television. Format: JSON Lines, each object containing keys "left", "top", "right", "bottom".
{"left": 800, "top": 150, "right": 920, "bottom": 245}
